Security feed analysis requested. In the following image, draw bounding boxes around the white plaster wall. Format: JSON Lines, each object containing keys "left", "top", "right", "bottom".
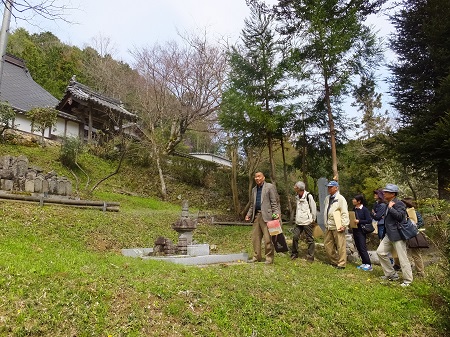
{"left": 13, "top": 114, "right": 80, "bottom": 139}
{"left": 54, "top": 118, "right": 79, "bottom": 138}
{"left": 13, "top": 114, "right": 33, "bottom": 133}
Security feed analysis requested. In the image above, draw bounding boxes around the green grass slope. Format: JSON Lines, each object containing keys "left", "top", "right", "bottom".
{"left": 0, "top": 144, "right": 448, "bottom": 336}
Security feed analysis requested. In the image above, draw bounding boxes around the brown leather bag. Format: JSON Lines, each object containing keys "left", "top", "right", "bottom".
{"left": 407, "top": 232, "right": 429, "bottom": 249}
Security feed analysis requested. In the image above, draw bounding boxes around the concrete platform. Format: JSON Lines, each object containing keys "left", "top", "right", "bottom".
{"left": 121, "top": 248, "right": 248, "bottom": 266}
{"left": 143, "top": 253, "right": 249, "bottom": 266}
{"left": 121, "top": 248, "right": 154, "bottom": 257}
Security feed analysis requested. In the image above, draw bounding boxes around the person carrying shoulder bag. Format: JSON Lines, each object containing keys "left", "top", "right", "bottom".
{"left": 376, "top": 184, "right": 413, "bottom": 287}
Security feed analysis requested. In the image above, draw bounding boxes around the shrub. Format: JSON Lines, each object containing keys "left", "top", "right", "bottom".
{"left": 59, "top": 136, "right": 84, "bottom": 169}
{"left": 419, "top": 198, "right": 450, "bottom": 265}
{"left": 0, "top": 101, "right": 15, "bottom": 139}
{"left": 169, "top": 156, "right": 219, "bottom": 186}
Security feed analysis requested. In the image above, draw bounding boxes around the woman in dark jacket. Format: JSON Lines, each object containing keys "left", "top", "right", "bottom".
{"left": 352, "top": 194, "right": 373, "bottom": 271}
{"left": 371, "top": 189, "right": 387, "bottom": 240}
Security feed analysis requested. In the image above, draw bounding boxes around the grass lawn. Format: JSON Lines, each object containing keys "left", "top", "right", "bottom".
{"left": 0, "top": 194, "right": 448, "bottom": 337}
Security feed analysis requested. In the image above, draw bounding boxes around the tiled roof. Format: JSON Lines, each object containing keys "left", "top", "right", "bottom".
{"left": 0, "top": 54, "right": 59, "bottom": 112}
{"left": 58, "top": 77, "right": 136, "bottom": 120}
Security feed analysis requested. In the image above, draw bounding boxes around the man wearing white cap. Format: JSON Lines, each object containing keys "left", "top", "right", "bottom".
{"left": 323, "top": 180, "right": 349, "bottom": 269}
{"left": 376, "top": 183, "right": 413, "bottom": 287}
{"left": 291, "top": 181, "right": 317, "bottom": 261}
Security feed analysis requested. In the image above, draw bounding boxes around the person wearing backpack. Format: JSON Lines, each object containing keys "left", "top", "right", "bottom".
{"left": 290, "top": 181, "right": 317, "bottom": 261}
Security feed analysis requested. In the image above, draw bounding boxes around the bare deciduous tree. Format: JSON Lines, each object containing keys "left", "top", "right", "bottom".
{"left": 82, "top": 34, "right": 141, "bottom": 104}
{"left": 131, "top": 33, "right": 227, "bottom": 155}
{"left": 130, "top": 34, "right": 227, "bottom": 199}
{"left": 132, "top": 73, "right": 171, "bottom": 199}
{"left": 3, "top": 0, "right": 73, "bottom": 22}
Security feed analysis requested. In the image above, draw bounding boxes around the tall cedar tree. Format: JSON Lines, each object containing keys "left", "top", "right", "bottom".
{"left": 219, "top": 0, "right": 293, "bottom": 185}
{"left": 389, "top": 0, "right": 450, "bottom": 200}
{"left": 274, "top": 0, "right": 384, "bottom": 181}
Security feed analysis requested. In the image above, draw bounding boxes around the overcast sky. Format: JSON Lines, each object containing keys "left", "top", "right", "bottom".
{"left": 8, "top": 0, "right": 393, "bottom": 61}
{"left": 8, "top": 0, "right": 281, "bottom": 63}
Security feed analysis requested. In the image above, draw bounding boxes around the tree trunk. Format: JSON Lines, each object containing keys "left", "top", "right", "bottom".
{"left": 267, "top": 134, "right": 277, "bottom": 186}
{"left": 147, "top": 126, "right": 167, "bottom": 200}
{"left": 40, "top": 130, "right": 45, "bottom": 147}
{"left": 88, "top": 107, "right": 93, "bottom": 144}
{"left": 403, "top": 165, "right": 417, "bottom": 201}
{"left": 241, "top": 146, "right": 262, "bottom": 218}
{"left": 165, "top": 119, "right": 183, "bottom": 154}
{"left": 301, "top": 117, "right": 308, "bottom": 188}
{"left": 325, "top": 77, "right": 339, "bottom": 181}
{"left": 150, "top": 138, "right": 166, "bottom": 200}
{"left": 230, "top": 143, "right": 241, "bottom": 215}
{"left": 437, "top": 162, "right": 450, "bottom": 201}
{"left": 90, "top": 145, "right": 125, "bottom": 193}
{"left": 281, "top": 137, "right": 293, "bottom": 224}
{"left": 240, "top": 200, "right": 251, "bottom": 219}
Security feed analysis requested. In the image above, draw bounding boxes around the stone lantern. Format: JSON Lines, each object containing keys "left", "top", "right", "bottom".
{"left": 172, "top": 200, "right": 197, "bottom": 245}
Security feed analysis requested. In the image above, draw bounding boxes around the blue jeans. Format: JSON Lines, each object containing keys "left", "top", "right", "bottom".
{"left": 377, "top": 224, "right": 385, "bottom": 240}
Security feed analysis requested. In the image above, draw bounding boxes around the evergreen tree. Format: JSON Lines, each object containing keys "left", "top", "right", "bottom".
{"left": 7, "top": 28, "right": 86, "bottom": 98}
{"left": 274, "top": 0, "right": 384, "bottom": 180}
{"left": 219, "top": 0, "right": 293, "bottom": 185}
{"left": 389, "top": 0, "right": 450, "bottom": 200}
{"left": 352, "top": 74, "right": 390, "bottom": 139}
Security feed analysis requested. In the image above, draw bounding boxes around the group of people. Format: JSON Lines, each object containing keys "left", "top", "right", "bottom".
{"left": 245, "top": 171, "right": 424, "bottom": 286}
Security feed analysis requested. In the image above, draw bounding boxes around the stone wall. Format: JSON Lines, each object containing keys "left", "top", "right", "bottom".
{"left": 0, "top": 155, "right": 72, "bottom": 196}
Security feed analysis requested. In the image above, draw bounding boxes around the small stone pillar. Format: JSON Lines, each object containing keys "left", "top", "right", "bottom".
{"left": 2, "top": 179, "right": 13, "bottom": 191}
{"left": 34, "top": 176, "right": 43, "bottom": 193}
{"left": 57, "top": 178, "right": 66, "bottom": 195}
{"left": 317, "top": 177, "right": 328, "bottom": 233}
{"left": 41, "top": 179, "right": 49, "bottom": 194}
{"left": 48, "top": 177, "right": 57, "bottom": 194}
{"left": 65, "top": 180, "right": 72, "bottom": 196}
{"left": 25, "top": 179, "right": 35, "bottom": 193}
{"left": 14, "top": 155, "right": 29, "bottom": 177}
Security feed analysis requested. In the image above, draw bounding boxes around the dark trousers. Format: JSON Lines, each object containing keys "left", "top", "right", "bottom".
{"left": 352, "top": 227, "right": 371, "bottom": 265}
{"left": 291, "top": 225, "right": 315, "bottom": 258}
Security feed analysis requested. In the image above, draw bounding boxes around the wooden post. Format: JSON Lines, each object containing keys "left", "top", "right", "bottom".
{"left": 88, "top": 106, "right": 93, "bottom": 143}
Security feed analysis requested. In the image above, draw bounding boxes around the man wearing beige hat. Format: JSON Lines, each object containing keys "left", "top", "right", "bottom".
{"left": 376, "top": 183, "right": 413, "bottom": 287}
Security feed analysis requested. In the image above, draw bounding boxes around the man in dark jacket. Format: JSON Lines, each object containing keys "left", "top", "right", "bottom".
{"left": 376, "top": 184, "right": 413, "bottom": 287}
{"left": 245, "top": 172, "right": 280, "bottom": 264}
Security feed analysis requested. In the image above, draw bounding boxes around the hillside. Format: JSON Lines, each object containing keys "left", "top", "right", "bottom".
{"left": 0, "top": 142, "right": 449, "bottom": 336}
{"left": 0, "top": 142, "right": 235, "bottom": 212}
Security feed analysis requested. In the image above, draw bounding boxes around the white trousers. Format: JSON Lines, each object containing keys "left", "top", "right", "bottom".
{"left": 377, "top": 236, "right": 413, "bottom": 284}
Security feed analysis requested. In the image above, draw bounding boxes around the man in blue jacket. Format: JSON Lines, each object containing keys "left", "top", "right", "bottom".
{"left": 376, "top": 184, "right": 413, "bottom": 287}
